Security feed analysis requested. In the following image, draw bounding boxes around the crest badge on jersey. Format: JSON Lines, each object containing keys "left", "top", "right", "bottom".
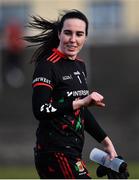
{"left": 75, "top": 161, "right": 84, "bottom": 172}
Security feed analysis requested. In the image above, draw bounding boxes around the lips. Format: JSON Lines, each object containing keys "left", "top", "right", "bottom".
{"left": 67, "top": 45, "right": 77, "bottom": 51}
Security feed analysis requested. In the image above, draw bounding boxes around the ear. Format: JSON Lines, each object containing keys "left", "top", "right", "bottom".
{"left": 84, "top": 36, "right": 88, "bottom": 43}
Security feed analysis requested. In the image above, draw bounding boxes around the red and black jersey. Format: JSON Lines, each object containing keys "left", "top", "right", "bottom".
{"left": 32, "top": 48, "right": 107, "bottom": 157}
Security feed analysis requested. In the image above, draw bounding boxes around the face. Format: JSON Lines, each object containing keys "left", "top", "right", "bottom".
{"left": 58, "top": 18, "right": 87, "bottom": 60}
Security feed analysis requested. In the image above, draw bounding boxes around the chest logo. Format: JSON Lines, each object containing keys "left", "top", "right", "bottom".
{"left": 62, "top": 75, "right": 72, "bottom": 81}
{"left": 67, "top": 90, "right": 89, "bottom": 97}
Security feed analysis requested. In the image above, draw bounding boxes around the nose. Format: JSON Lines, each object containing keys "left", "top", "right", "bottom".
{"left": 70, "top": 34, "right": 76, "bottom": 42}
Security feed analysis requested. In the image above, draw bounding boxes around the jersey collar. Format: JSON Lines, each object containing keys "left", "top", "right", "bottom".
{"left": 52, "top": 48, "right": 82, "bottom": 61}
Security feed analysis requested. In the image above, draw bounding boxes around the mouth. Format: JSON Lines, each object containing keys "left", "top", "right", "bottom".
{"left": 67, "top": 45, "right": 77, "bottom": 51}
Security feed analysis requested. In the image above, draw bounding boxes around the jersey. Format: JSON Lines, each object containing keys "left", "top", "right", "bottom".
{"left": 32, "top": 48, "right": 107, "bottom": 157}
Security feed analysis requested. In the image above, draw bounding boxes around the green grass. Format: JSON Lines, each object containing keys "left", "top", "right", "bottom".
{"left": 0, "top": 162, "right": 139, "bottom": 179}
{"left": 0, "top": 166, "right": 39, "bottom": 179}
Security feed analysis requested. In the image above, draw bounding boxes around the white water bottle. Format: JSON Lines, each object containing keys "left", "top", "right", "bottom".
{"left": 89, "top": 148, "right": 127, "bottom": 173}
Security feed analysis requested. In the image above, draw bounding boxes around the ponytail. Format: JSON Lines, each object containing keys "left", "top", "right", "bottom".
{"left": 24, "top": 16, "right": 60, "bottom": 63}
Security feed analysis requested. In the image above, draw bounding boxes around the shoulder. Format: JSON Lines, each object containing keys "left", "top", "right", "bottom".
{"left": 76, "top": 56, "right": 84, "bottom": 63}
{"left": 34, "top": 49, "right": 57, "bottom": 71}
{"left": 76, "top": 57, "right": 86, "bottom": 68}
{"left": 33, "top": 48, "right": 63, "bottom": 78}
{"left": 46, "top": 48, "right": 65, "bottom": 64}
{"left": 33, "top": 56, "right": 54, "bottom": 78}
{"left": 75, "top": 56, "right": 85, "bottom": 66}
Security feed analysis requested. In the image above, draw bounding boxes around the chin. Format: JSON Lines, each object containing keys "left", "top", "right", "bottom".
{"left": 66, "top": 51, "right": 77, "bottom": 57}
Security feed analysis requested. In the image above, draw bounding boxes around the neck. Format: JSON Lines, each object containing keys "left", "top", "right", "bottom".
{"left": 67, "top": 56, "right": 75, "bottom": 60}
{"left": 57, "top": 47, "right": 76, "bottom": 60}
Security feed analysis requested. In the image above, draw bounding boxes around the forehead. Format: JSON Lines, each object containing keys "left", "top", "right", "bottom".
{"left": 62, "top": 18, "right": 86, "bottom": 32}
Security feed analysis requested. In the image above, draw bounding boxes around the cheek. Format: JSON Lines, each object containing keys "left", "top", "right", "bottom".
{"left": 62, "top": 36, "right": 69, "bottom": 44}
{"left": 79, "top": 38, "right": 86, "bottom": 46}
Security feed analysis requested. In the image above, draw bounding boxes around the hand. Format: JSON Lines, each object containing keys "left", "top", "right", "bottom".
{"left": 72, "top": 91, "right": 105, "bottom": 110}
{"left": 82, "top": 91, "right": 105, "bottom": 107}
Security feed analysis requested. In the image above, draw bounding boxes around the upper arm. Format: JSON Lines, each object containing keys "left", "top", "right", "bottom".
{"left": 32, "top": 61, "right": 56, "bottom": 119}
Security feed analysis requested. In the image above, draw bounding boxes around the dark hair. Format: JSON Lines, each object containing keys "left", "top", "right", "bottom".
{"left": 59, "top": 9, "right": 88, "bottom": 36}
{"left": 24, "top": 9, "right": 89, "bottom": 63}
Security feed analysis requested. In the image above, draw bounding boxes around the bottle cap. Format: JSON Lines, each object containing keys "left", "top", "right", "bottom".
{"left": 119, "top": 162, "right": 127, "bottom": 173}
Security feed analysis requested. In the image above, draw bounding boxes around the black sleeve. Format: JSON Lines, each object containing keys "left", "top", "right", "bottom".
{"left": 84, "top": 108, "right": 107, "bottom": 143}
{"left": 32, "top": 61, "right": 73, "bottom": 120}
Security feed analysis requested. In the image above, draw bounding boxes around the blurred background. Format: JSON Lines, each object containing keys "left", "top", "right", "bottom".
{"left": 0, "top": 0, "right": 139, "bottom": 178}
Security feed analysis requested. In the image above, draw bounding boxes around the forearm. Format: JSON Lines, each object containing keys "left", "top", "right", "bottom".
{"left": 84, "top": 108, "right": 107, "bottom": 142}
{"left": 72, "top": 99, "right": 84, "bottom": 110}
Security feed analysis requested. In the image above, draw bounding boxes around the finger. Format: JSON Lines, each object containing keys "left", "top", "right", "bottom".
{"left": 109, "top": 153, "right": 117, "bottom": 160}
{"left": 96, "top": 102, "right": 105, "bottom": 107}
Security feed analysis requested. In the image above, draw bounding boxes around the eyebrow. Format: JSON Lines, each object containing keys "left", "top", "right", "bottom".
{"left": 64, "top": 30, "right": 85, "bottom": 34}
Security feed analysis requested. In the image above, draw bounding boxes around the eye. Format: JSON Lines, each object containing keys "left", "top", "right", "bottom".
{"left": 64, "top": 30, "right": 72, "bottom": 36}
{"left": 76, "top": 32, "right": 84, "bottom": 37}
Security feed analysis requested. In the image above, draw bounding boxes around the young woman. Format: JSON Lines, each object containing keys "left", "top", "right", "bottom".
{"left": 25, "top": 9, "right": 117, "bottom": 179}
